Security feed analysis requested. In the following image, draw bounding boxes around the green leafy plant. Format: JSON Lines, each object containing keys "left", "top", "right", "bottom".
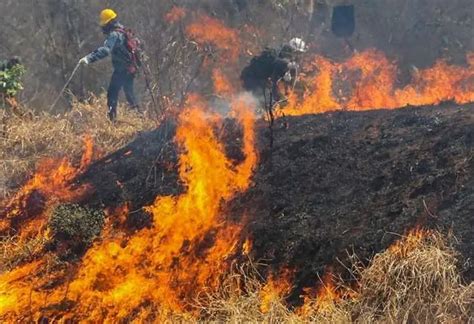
{"left": 0, "top": 64, "right": 26, "bottom": 97}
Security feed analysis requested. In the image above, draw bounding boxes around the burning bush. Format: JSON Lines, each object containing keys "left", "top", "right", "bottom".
{"left": 48, "top": 204, "right": 105, "bottom": 256}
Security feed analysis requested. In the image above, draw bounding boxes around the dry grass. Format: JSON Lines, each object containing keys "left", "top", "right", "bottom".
{"left": 0, "top": 235, "right": 49, "bottom": 272}
{"left": 343, "top": 231, "right": 473, "bottom": 323}
{"left": 0, "top": 95, "right": 156, "bottom": 198}
{"left": 197, "top": 231, "right": 473, "bottom": 323}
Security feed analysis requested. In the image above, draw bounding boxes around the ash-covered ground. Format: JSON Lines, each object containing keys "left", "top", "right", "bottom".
{"left": 240, "top": 104, "right": 473, "bottom": 292}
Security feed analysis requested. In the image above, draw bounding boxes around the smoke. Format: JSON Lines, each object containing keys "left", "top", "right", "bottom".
{"left": 210, "top": 91, "right": 260, "bottom": 116}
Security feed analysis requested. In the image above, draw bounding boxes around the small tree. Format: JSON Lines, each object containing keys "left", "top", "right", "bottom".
{"left": 0, "top": 63, "right": 26, "bottom": 98}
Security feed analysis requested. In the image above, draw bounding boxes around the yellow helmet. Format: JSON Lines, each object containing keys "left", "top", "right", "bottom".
{"left": 100, "top": 9, "right": 117, "bottom": 27}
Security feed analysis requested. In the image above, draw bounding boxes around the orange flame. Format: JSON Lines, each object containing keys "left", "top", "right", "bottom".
{"left": 242, "top": 237, "right": 252, "bottom": 255}
{"left": 0, "top": 136, "right": 94, "bottom": 237}
{"left": 314, "top": 271, "right": 341, "bottom": 312}
{"left": 212, "top": 68, "right": 235, "bottom": 97}
{"left": 259, "top": 268, "right": 294, "bottom": 313}
{"left": 186, "top": 15, "right": 241, "bottom": 63}
{"left": 0, "top": 102, "right": 257, "bottom": 321}
{"left": 285, "top": 49, "right": 474, "bottom": 115}
{"left": 297, "top": 270, "right": 343, "bottom": 317}
{"left": 388, "top": 228, "right": 431, "bottom": 257}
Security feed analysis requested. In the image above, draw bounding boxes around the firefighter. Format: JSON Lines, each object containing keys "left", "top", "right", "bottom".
{"left": 79, "top": 9, "right": 140, "bottom": 121}
{"left": 241, "top": 37, "right": 307, "bottom": 103}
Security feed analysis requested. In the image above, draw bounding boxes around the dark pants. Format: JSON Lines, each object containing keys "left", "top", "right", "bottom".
{"left": 107, "top": 70, "right": 139, "bottom": 121}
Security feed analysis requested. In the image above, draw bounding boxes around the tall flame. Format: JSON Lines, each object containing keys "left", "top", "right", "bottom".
{"left": 0, "top": 102, "right": 257, "bottom": 321}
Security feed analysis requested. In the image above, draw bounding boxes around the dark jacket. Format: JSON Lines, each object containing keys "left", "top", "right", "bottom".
{"left": 86, "top": 20, "right": 130, "bottom": 72}
{"left": 240, "top": 46, "right": 298, "bottom": 92}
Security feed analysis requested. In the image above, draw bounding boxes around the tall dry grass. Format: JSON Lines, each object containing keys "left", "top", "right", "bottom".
{"left": 0, "top": 96, "right": 156, "bottom": 198}
{"left": 199, "top": 231, "right": 473, "bottom": 323}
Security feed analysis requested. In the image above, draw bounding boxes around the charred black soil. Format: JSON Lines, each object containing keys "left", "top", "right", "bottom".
{"left": 241, "top": 103, "right": 474, "bottom": 294}
{"left": 79, "top": 104, "right": 473, "bottom": 294}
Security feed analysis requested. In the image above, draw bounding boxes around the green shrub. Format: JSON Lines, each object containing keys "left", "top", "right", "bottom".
{"left": 49, "top": 204, "right": 105, "bottom": 251}
{"left": 0, "top": 63, "right": 26, "bottom": 98}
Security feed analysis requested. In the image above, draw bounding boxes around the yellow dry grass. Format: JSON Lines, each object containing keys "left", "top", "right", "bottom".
{"left": 198, "top": 231, "right": 473, "bottom": 323}
{"left": 0, "top": 96, "right": 155, "bottom": 198}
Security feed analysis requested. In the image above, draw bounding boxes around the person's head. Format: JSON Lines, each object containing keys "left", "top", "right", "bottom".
{"left": 99, "top": 9, "right": 118, "bottom": 32}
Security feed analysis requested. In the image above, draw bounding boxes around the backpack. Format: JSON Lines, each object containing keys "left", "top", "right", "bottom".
{"left": 115, "top": 27, "right": 143, "bottom": 74}
{"left": 241, "top": 48, "right": 278, "bottom": 91}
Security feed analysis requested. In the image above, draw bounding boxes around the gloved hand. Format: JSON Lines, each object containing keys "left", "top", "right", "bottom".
{"left": 287, "top": 62, "right": 298, "bottom": 70}
{"left": 283, "top": 71, "right": 292, "bottom": 82}
{"left": 79, "top": 56, "right": 89, "bottom": 65}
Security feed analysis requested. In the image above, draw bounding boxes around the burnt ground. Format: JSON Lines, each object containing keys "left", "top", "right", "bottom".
{"left": 77, "top": 103, "right": 473, "bottom": 293}
{"left": 238, "top": 103, "right": 474, "bottom": 294}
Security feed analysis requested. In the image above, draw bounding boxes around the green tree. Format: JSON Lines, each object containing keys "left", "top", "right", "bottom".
{"left": 0, "top": 64, "right": 26, "bottom": 98}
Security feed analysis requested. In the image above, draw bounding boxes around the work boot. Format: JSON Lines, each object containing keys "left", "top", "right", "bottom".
{"left": 107, "top": 106, "right": 117, "bottom": 122}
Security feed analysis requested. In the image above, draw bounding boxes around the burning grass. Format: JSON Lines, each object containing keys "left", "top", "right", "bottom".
{"left": 0, "top": 95, "right": 155, "bottom": 198}
{"left": 284, "top": 50, "right": 474, "bottom": 115}
{"left": 0, "top": 98, "right": 259, "bottom": 321}
{"left": 200, "top": 230, "right": 473, "bottom": 323}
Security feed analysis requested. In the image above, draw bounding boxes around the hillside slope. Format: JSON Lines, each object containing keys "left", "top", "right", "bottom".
{"left": 77, "top": 104, "right": 473, "bottom": 291}
{"left": 239, "top": 104, "right": 473, "bottom": 294}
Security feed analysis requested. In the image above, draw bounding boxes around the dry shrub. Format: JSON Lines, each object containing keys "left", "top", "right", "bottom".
{"left": 0, "top": 95, "right": 155, "bottom": 198}
{"left": 198, "top": 263, "right": 299, "bottom": 323}
{"left": 198, "top": 231, "right": 473, "bottom": 323}
{"left": 343, "top": 230, "right": 474, "bottom": 323}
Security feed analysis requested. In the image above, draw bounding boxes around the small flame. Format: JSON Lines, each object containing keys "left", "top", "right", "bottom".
{"left": 314, "top": 270, "right": 341, "bottom": 312}
{"left": 259, "top": 268, "right": 294, "bottom": 313}
{"left": 297, "top": 269, "right": 342, "bottom": 317}
{"left": 388, "top": 228, "right": 431, "bottom": 257}
{"left": 242, "top": 238, "right": 252, "bottom": 255}
{"left": 212, "top": 68, "right": 234, "bottom": 96}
